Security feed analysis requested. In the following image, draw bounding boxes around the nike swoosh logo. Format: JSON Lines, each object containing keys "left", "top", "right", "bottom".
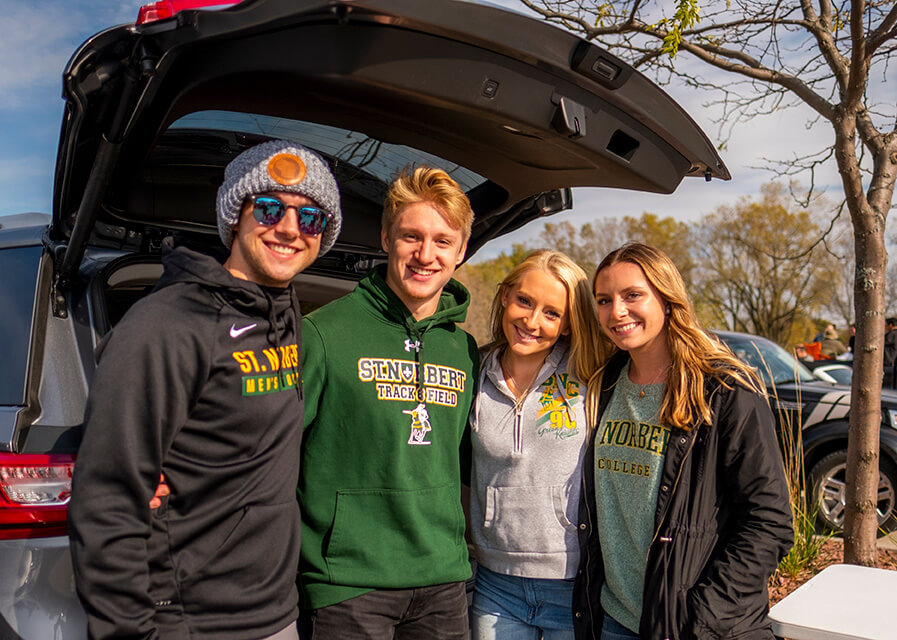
{"left": 229, "top": 323, "right": 257, "bottom": 338}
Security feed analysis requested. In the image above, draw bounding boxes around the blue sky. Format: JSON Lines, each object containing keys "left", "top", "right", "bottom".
{"left": 0, "top": 2, "right": 143, "bottom": 216}
{"left": 0, "top": 0, "right": 847, "bottom": 258}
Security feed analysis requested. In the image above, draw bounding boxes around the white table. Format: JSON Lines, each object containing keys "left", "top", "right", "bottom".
{"left": 768, "top": 564, "right": 897, "bottom": 639}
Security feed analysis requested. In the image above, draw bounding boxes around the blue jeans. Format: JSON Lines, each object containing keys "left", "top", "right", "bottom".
{"left": 469, "top": 566, "right": 574, "bottom": 640}
{"left": 600, "top": 613, "right": 639, "bottom": 640}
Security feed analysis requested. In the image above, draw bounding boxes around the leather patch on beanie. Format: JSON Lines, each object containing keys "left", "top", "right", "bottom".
{"left": 267, "top": 153, "right": 306, "bottom": 185}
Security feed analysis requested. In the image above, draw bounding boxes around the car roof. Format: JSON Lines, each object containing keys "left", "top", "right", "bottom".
{"left": 714, "top": 330, "right": 775, "bottom": 344}
{"left": 0, "top": 214, "right": 51, "bottom": 248}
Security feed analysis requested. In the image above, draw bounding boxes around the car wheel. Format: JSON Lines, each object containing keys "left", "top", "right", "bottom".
{"left": 810, "top": 451, "right": 897, "bottom": 534}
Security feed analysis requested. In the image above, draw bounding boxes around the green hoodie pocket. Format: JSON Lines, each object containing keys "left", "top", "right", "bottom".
{"left": 325, "top": 483, "right": 466, "bottom": 587}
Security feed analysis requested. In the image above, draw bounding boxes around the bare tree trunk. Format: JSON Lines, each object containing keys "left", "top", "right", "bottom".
{"left": 844, "top": 212, "right": 885, "bottom": 565}
{"left": 837, "top": 108, "right": 894, "bottom": 565}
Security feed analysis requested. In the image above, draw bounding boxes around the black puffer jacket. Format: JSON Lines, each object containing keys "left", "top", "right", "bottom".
{"left": 573, "top": 353, "right": 793, "bottom": 639}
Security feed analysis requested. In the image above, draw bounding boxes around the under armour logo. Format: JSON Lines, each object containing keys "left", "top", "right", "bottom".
{"left": 404, "top": 339, "right": 421, "bottom": 353}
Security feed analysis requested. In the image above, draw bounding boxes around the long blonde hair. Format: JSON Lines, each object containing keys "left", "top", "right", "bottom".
{"left": 487, "top": 249, "right": 602, "bottom": 386}
{"left": 588, "top": 243, "right": 763, "bottom": 430}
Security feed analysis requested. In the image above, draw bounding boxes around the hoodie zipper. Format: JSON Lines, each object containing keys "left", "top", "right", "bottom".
{"left": 509, "top": 365, "right": 571, "bottom": 455}
{"left": 502, "top": 357, "right": 551, "bottom": 456}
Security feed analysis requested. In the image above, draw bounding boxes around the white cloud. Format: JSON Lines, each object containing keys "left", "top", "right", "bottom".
{"left": 0, "top": 4, "right": 88, "bottom": 108}
{"left": 0, "top": 1, "right": 143, "bottom": 109}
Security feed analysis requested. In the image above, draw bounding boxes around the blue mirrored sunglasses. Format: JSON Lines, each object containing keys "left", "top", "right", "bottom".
{"left": 248, "top": 195, "right": 332, "bottom": 236}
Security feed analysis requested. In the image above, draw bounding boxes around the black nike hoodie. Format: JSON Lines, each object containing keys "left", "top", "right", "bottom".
{"left": 70, "top": 240, "right": 304, "bottom": 639}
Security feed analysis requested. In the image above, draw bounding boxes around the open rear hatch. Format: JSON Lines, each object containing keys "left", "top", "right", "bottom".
{"left": 49, "top": 0, "right": 729, "bottom": 294}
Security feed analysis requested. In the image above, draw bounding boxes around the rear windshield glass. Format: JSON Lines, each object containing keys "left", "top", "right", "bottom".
{"left": 0, "top": 246, "right": 41, "bottom": 405}
{"left": 170, "top": 111, "right": 486, "bottom": 192}
{"left": 721, "top": 335, "right": 817, "bottom": 386}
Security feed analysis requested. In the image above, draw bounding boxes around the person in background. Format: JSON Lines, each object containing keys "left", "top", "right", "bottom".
{"left": 573, "top": 243, "right": 793, "bottom": 640}
{"left": 820, "top": 325, "right": 848, "bottom": 359}
{"left": 795, "top": 344, "right": 814, "bottom": 362}
{"left": 468, "top": 250, "right": 602, "bottom": 640}
{"left": 812, "top": 323, "right": 834, "bottom": 343}
{"left": 848, "top": 323, "right": 857, "bottom": 354}
{"left": 70, "top": 140, "right": 341, "bottom": 639}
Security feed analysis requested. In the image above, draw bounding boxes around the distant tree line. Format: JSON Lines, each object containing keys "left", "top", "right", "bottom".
{"left": 456, "top": 182, "right": 897, "bottom": 348}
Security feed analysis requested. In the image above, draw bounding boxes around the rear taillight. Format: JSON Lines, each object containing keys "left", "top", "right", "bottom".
{"left": 136, "top": 0, "right": 240, "bottom": 25}
{"left": 0, "top": 453, "right": 75, "bottom": 540}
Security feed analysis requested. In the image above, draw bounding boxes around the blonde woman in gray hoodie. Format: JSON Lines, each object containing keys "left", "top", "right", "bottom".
{"left": 469, "top": 250, "right": 602, "bottom": 640}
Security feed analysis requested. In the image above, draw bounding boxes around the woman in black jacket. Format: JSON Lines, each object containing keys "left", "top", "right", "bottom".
{"left": 573, "top": 243, "right": 793, "bottom": 640}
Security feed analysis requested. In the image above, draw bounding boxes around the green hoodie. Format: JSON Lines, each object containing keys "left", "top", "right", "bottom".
{"left": 298, "top": 265, "right": 479, "bottom": 609}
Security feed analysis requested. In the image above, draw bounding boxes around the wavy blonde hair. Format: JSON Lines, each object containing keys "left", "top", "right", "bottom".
{"left": 486, "top": 249, "right": 602, "bottom": 386}
{"left": 588, "top": 243, "right": 763, "bottom": 430}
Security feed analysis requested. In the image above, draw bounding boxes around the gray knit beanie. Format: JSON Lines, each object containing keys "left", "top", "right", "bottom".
{"left": 216, "top": 140, "right": 342, "bottom": 253}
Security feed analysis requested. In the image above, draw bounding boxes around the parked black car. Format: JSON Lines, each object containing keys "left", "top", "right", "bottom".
{"left": 805, "top": 361, "right": 854, "bottom": 386}
{"left": 716, "top": 331, "right": 897, "bottom": 535}
{"left": 0, "top": 0, "right": 729, "bottom": 637}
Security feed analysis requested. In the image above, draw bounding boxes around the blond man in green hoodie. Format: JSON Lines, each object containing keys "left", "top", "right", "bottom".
{"left": 297, "top": 167, "right": 478, "bottom": 640}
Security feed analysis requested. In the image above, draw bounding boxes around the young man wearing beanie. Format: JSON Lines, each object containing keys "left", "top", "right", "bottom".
{"left": 69, "top": 140, "right": 341, "bottom": 640}
{"left": 297, "top": 167, "right": 478, "bottom": 639}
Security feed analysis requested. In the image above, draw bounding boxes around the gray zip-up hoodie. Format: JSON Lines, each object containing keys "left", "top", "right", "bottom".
{"left": 469, "top": 340, "right": 587, "bottom": 579}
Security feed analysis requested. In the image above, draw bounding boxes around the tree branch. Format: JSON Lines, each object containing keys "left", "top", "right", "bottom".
{"left": 846, "top": 0, "right": 870, "bottom": 108}
{"left": 867, "top": 4, "right": 897, "bottom": 55}
{"left": 665, "top": 35, "right": 838, "bottom": 120}
{"left": 799, "top": 0, "right": 851, "bottom": 95}
{"left": 856, "top": 108, "right": 886, "bottom": 155}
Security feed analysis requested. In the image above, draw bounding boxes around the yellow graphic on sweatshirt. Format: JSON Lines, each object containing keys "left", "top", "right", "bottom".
{"left": 403, "top": 403, "right": 432, "bottom": 445}
{"left": 536, "top": 374, "right": 580, "bottom": 438}
{"left": 594, "top": 457, "right": 652, "bottom": 478}
{"left": 594, "top": 420, "right": 669, "bottom": 480}
{"left": 232, "top": 344, "right": 300, "bottom": 396}
{"left": 598, "top": 420, "right": 669, "bottom": 456}
{"left": 357, "top": 357, "right": 466, "bottom": 407}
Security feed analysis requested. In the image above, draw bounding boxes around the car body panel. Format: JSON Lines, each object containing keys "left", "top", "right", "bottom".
{"left": 808, "top": 363, "right": 854, "bottom": 385}
{"left": 0, "top": 537, "right": 85, "bottom": 639}
{"left": 715, "top": 330, "right": 897, "bottom": 532}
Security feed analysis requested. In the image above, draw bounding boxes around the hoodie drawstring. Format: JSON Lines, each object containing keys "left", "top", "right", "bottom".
{"left": 261, "top": 288, "right": 303, "bottom": 404}
{"left": 408, "top": 316, "right": 437, "bottom": 405}
{"left": 409, "top": 327, "right": 425, "bottom": 402}
{"left": 289, "top": 287, "right": 304, "bottom": 402}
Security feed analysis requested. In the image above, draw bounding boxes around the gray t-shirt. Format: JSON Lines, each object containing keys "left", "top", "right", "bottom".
{"left": 594, "top": 361, "right": 670, "bottom": 633}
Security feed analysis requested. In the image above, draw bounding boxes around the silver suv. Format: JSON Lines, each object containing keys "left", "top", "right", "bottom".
{"left": 0, "top": 0, "right": 727, "bottom": 636}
